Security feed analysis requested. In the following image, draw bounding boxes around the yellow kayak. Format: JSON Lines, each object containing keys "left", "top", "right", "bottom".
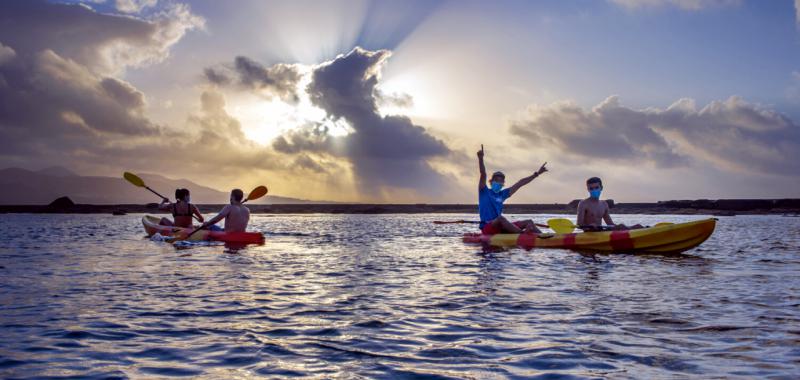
{"left": 463, "top": 218, "right": 716, "bottom": 254}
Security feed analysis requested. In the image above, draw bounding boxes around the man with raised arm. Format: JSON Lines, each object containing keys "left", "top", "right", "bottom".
{"left": 477, "top": 145, "right": 548, "bottom": 234}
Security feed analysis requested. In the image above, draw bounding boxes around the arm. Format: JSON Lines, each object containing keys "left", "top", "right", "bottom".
{"left": 197, "top": 205, "right": 229, "bottom": 229}
{"left": 477, "top": 145, "right": 486, "bottom": 191}
{"left": 507, "top": 162, "right": 548, "bottom": 197}
{"left": 192, "top": 205, "right": 205, "bottom": 223}
{"left": 157, "top": 197, "right": 171, "bottom": 211}
{"left": 602, "top": 202, "right": 615, "bottom": 226}
{"left": 576, "top": 200, "right": 587, "bottom": 226}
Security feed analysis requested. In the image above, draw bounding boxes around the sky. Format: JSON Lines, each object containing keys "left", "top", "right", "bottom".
{"left": 0, "top": 0, "right": 798, "bottom": 203}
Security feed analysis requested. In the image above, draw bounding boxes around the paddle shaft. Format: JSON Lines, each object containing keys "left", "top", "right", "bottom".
{"left": 143, "top": 186, "right": 167, "bottom": 200}
{"left": 434, "top": 220, "right": 549, "bottom": 228}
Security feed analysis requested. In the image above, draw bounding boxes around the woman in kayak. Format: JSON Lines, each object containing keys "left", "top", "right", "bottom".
{"left": 477, "top": 145, "right": 548, "bottom": 234}
{"left": 158, "top": 188, "right": 204, "bottom": 228}
{"left": 577, "top": 177, "right": 643, "bottom": 231}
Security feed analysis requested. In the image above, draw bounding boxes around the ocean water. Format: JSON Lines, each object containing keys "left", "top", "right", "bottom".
{"left": 0, "top": 213, "right": 798, "bottom": 379}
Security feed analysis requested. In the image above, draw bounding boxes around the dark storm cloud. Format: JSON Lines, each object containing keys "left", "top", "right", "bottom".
{"left": 272, "top": 124, "right": 333, "bottom": 154}
{"left": 0, "top": 48, "right": 159, "bottom": 161}
{"left": 510, "top": 96, "right": 800, "bottom": 175}
{"left": 204, "top": 56, "right": 302, "bottom": 102}
{"left": 0, "top": 0, "right": 201, "bottom": 161}
{"left": 291, "top": 154, "right": 327, "bottom": 173}
{"left": 297, "top": 47, "right": 455, "bottom": 194}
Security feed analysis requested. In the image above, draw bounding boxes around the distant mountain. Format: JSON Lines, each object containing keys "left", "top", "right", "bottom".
{"left": 36, "top": 166, "right": 78, "bottom": 177}
{"left": 0, "top": 167, "right": 334, "bottom": 205}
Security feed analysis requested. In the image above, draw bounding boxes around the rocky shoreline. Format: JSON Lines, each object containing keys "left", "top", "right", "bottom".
{"left": 1, "top": 198, "right": 798, "bottom": 215}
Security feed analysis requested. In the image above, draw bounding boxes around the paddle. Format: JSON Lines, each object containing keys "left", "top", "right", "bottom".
{"left": 433, "top": 220, "right": 550, "bottom": 228}
{"left": 124, "top": 171, "right": 202, "bottom": 222}
{"left": 547, "top": 218, "right": 580, "bottom": 234}
{"left": 178, "top": 186, "right": 268, "bottom": 242}
{"left": 547, "top": 218, "right": 672, "bottom": 234}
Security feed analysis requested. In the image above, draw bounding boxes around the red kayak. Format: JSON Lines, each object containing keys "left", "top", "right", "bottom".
{"left": 142, "top": 215, "right": 265, "bottom": 245}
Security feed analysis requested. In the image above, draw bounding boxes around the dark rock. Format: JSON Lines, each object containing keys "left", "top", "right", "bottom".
{"left": 112, "top": 210, "right": 127, "bottom": 216}
{"left": 48, "top": 196, "right": 74, "bottom": 209}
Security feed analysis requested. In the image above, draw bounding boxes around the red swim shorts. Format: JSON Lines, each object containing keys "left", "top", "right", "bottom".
{"left": 481, "top": 220, "right": 526, "bottom": 235}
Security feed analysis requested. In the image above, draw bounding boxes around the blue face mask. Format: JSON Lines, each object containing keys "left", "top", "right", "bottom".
{"left": 589, "top": 189, "right": 602, "bottom": 199}
{"left": 491, "top": 181, "right": 503, "bottom": 193}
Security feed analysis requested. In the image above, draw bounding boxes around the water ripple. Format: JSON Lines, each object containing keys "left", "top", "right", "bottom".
{"left": 0, "top": 214, "right": 798, "bottom": 378}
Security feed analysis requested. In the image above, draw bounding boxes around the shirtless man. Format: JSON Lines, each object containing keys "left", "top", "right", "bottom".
{"left": 577, "top": 177, "right": 642, "bottom": 231}
{"left": 194, "top": 189, "right": 250, "bottom": 232}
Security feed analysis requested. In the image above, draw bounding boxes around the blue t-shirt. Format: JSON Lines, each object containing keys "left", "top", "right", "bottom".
{"left": 478, "top": 186, "right": 511, "bottom": 228}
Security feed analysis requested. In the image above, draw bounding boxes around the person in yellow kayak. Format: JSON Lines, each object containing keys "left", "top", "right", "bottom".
{"left": 478, "top": 145, "right": 548, "bottom": 234}
{"left": 158, "top": 188, "right": 203, "bottom": 228}
{"left": 193, "top": 189, "right": 250, "bottom": 232}
{"left": 577, "top": 177, "right": 643, "bottom": 231}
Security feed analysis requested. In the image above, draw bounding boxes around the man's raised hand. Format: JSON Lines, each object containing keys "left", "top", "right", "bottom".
{"left": 477, "top": 144, "right": 484, "bottom": 159}
{"left": 536, "top": 162, "right": 548, "bottom": 176}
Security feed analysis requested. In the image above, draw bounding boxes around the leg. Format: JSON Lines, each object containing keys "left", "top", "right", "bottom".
{"left": 516, "top": 219, "right": 542, "bottom": 234}
{"left": 490, "top": 215, "right": 523, "bottom": 233}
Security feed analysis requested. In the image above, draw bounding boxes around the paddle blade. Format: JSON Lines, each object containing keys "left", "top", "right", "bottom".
{"left": 123, "top": 172, "right": 145, "bottom": 187}
{"left": 548, "top": 218, "right": 576, "bottom": 234}
{"left": 247, "top": 185, "right": 268, "bottom": 201}
{"left": 653, "top": 222, "right": 674, "bottom": 227}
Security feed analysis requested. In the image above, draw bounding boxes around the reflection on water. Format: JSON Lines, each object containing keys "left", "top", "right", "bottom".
{"left": 0, "top": 214, "right": 798, "bottom": 378}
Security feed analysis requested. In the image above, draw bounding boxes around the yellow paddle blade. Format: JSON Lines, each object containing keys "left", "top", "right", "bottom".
{"left": 654, "top": 222, "right": 674, "bottom": 227}
{"left": 548, "top": 218, "right": 576, "bottom": 234}
{"left": 247, "top": 185, "right": 268, "bottom": 201}
{"left": 123, "top": 172, "right": 145, "bottom": 187}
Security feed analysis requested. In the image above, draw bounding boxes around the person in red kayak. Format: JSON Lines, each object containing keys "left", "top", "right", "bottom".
{"left": 158, "top": 188, "right": 203, "bottom": 228}
{"left": 478, "top": 145, "right": 548, "bottom": 234}
{"left": 577, "top": 177, "right": 643, "bottom": 231}
{"left": 193, "top": 189, "right": 250, "bottom": 232}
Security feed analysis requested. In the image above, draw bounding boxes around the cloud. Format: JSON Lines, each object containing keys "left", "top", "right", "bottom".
{"left": 203, "top": 48, "right": 454, "bottom": 200}
{"left": 0, "top": 2, "right": 454, "bottom": 202}
{"left": 0, "top": 1, "right": 203, "bottom": 76}
{"left": 796, "top": 0, "right": 800, "bottom": 27}
{"left": 510, "top": 96, "right": 800, "bottom": 176}
{"left": 0, "top": 0, "right": 204, "bottom": 155}
{"left": 609, "top": 0, "right": 741, "bottom": 10}
{"left": 375, "top": 89, "right": 414, "bottom": 109}
{"left": 280, "top": 47, "right": 458, "bottom": 199}
{"left": 0, "top": 42, "right": 15, "bottom": 65}
{"left": 788, "top": 71, "right": 800, "bottom": 103}
{"left": 0, "top": 1, "right": 222, "bottom": 172}
{"left": 115, "top": 0, "right": 158, "bottom": 14}
{"left": 204, "top": 56, "right": 302, "bottom": 102}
